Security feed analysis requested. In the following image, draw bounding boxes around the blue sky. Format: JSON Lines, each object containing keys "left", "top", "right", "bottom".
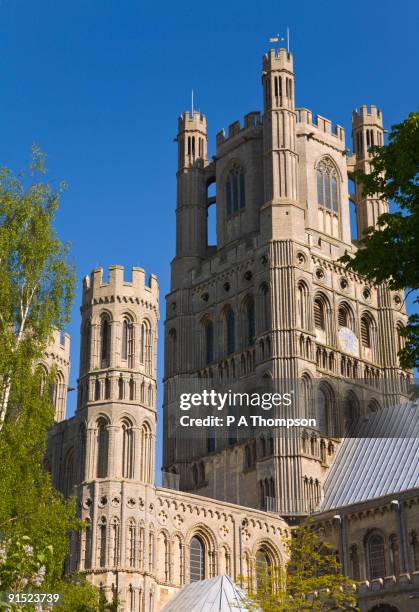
{"left": 1, "top": 0, "right": 417, "bottom": 478}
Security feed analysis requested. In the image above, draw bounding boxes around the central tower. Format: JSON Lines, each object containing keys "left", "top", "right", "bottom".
{"left": 163, "top": 46, "right": 409, "bottom": 519}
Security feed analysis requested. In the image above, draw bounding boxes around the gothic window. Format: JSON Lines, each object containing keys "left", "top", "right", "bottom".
{"left": 367, "top": 533, "right": 386, "bottom": 579}
{"left": 95, "top": 378, "right": 100, "bottom": 401}
{"left": 338, "top": 302, "right": 355, "bottom": 330}
{"left": 140, "top": 422, "right": 152, "bottom": 483}
{"left": 314, "top": 298, "right": 325, "bottom": 330}
{"left": 317, "top": 384, "right": 335, "bottom": 437}
{"left": 122, "top": 419, "right": 134, "bottom": 479}
{"left": 104, "top": 377, "right": 111, "bottom": 399}
{"left": 225, "top": 307, "right": 235, "bottom": 355}
{"left": 129, "top": 377, "right": 135, "bottom": 401}
{"left": 168, "top": 328, "right": 177, "bottom": 374}
{"left": 140, "top": 320, "right": 153, "bottom": 374}
{"left": 259, "top": 283, "right": 270, "bottom": 331}
{"left": 344, "top": 391, "right": 360, "bottom": 435}
{"left": 138, "top": 525, "right": 145, "bottom": 569}
{"left": 84, "top": 519, "right": 92, "bottom": 569}
{"left": 148, "top": 531, "right": 154, "bottom": 572}
{"left": 190, "top": 536, "right": 205, "bottom": 581}
{"left": 83, "top": 321, "right": 91, "bottom": 372}
{"left": 121, "top": 317, "right": 134, "bottom": 367}
{"left": 96, "top": 418, "right": 109, "bottom": 478}
{"left": 203, "top": 319, "right": 214, "bottom": 364}
{"left": 78, "top": 424, "right": 86, "bottom": 481}
{"left": 298, "top": 281, "right": 310, "bottom": 330}
{"left": 63, "top": 448, "right": 75, "bottom": 497}
{"left": 126, "top": 520, "right": 136, "bottom": 568}
{"left": 396, "top": 322, "right": 406, "bottom": 356}
{"left": 301, "top": 373, "right": 314, "bottom": 419}
{"left": 256, "top": 549, "right": 271, "bottom": 590}
{"left": 244, "top": 296, "right": 255, "bottom": 346}
{"left": 98, "top": 517, "right": 107, "bottom": 567}
{"left": 110, "top": 518, "right": 120, "bottom": 566}
{"left": 316, "top": 158, "right": 339, "bottom": 212}
{"left": 118, "top": 375, "right": 124, "bottom": 400}
{"left": 100, "top": 314, "right": 111, "bottom": 367}
{"left": 225, "top": 165, "right": 245, "bottom": 217}
{"left": 361, "top": 315, "right": 372, "bottom": 348}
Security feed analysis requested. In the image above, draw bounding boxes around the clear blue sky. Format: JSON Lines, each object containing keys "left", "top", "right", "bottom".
{"left": 1, "top": 0, "right": 417, "bottom": 478}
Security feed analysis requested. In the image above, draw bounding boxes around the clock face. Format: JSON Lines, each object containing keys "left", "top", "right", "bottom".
{"left": 338, "top": 326, "right": 359, "bottom": 356}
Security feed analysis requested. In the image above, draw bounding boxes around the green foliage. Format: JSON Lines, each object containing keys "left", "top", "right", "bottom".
{"left": 244, "top": 525, "right": 358, "bottom": 611}
{"left": 340, "top": 112, "right": 419, "bottom": 369}
{"left": 0, "top": 149, "right": 97, "bottom": 608}
{"left": 0, "top": 145, "right": 75, "bottom": 428}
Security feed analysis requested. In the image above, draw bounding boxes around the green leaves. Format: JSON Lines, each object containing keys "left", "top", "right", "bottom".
{"left": 340, "top": 111, "right": 419, "bottom": 369}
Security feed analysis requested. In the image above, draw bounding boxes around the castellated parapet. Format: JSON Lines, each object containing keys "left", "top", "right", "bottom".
{"left": 177, "top": 110, "right": 207, "bottom": 136}
{"left": 352, "top": 104, "right": 383, "bottom": 129}
{"left": 262, "top": 47, "right": 294, "bottom": 72}
{"left": 296, "top": 108, "right": 345, "bottom": 143}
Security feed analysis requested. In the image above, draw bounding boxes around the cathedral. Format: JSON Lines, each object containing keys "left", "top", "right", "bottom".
{"left": 45, "top": 44, "right": 419, "bottom": 611}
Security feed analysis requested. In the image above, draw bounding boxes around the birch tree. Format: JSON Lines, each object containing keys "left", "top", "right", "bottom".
{"left": 0, "top": 145, "right": 74, "bottom": 431}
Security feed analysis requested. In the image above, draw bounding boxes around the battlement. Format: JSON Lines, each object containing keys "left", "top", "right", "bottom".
{"left": 82, "top": 265, "right": 159, "bottom": 303}
{"left": 178, "top": 110, "right": 207, "bottom": 135}
{"left": 296, "top": 108, "right": 345, "bottom": 142}
{"left": 48, "top": 329, "right": 70, "bottom": 361}
{"left": 216, "top": 111, "right": 262, "bottom": 148}
{"left": 352, "top": 104, "right": 383, "bottom": 127}
{"left": 262, "top": 47, "right": 293, "bottom": 72}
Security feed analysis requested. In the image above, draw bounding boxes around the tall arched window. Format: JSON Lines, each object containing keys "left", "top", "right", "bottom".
{"left": 367, "top": 533, "right": 386, "bottom": 579}
{"left": 83, "top": 321, "right": 91, "bottom": 372}
{"left": 203, "top": 319, "right": 214, "bottom": 364}
{"left": 390, "top": 534, "right": 400, "bottom": 576}
{"left": 338, "top": 302, "right": 355, "bottom": 330}
{"left": 110, "top": 518, "right": 120, "bottom": 566}
{"left": 98, "top": 517, "right": 107, "bottom": 567}
{"left": 190, "top": 536, "right": 205, "bottom": 581}
{"left": 255, "top": 549, "right": 271, "bottom": 590}
{"left": 121, "top": 317, "right": 134, "bottom": 368}
{"left": 63, "top": 448, "right": 75, "bottom": 497}
{"left": 411, "top": 531, "right": 419, "bottom": 571}
{"left": 100, "top": 315, "right": 111, "bottom": 367}
{"left": 259, "top": 283, "right": 270, "bottom": 331}
{"left": 396, "top": 322, "right": 406, "bottom": 358}
{"left": 225, "top": 307, "right": 235, "bottom": 355}
{"left": 361, "top": 315, "right": 372, "bottom": 348}
{"left": 122, "top": 419, "right": 134, "bottom": 479}
{"left": 96, "top": 418, "right": 109, "bottom": 478}
{"left": 245, "top": 297, "right": 255, "bottom": 346}
{"left": 140, "top": 422, "right": 153, "bottom": 483}
{"left": 298, "top": 281, "right": 310, "bottom": 330}
{"left": 225, "top": 165, "right": 245, "bottom": 217}
{"left": 301, "top": 374, "right": 314, "bottom": 419}
{"left": 314, "top": 298, "right": 325, "bottom": 331}
{"left": 343, "top": 391, "right": 360, "bottom": 435}
{"left": 317, "top": 384, "right": 335, "bottom": 437}
{"left": 127, "top": 520, "right": 136, "bottom": 568}
{"left": 316, "top": 158, "right": 339, "bottom": 212}
{"left": 140, "top": 320, "right": 152, "bottom": 374}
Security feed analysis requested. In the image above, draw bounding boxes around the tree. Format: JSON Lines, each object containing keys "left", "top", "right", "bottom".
{"left": 340, "top": 112, "right": 419, "bottom": 369}
{"left": 0, "top": 149, "right": 97, "bottom": 609}
{"left": 0, "top": 145, "right": 74, "bottom": 430}
{"left": 244, "top": 524, "right": 358, "bottom": 611}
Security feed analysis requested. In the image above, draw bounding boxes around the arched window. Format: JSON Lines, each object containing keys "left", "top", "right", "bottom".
{"left": 259, "top": 283, "right": 270, "bottom": 331}
{"left": 140, "top": 422, "right": 152, "bottom": 483}
{"left": 361, "top": 315, "right": 372, "bottom": 348}
{"left": 338, "top": 302, "right": 355, "bottom": 330}
{"left": 190, "top": 536, "right": 205, "bottom": 581}
{"left": 314, "top": 298, "right": 325, "bottom": 331}
{"left": 225, "top": 307, "right": 235, "bottom": 355}
{"left": 118, "top": 375, "right": 124, "bottom": 400}
{"left": 349, "top": 545, "right": 360, "bottom": 580}
{"left": 110, "top": 518, "right": 120, "bottom": 566}
{"left": 127, "top": 520, "right": 136, "bottom": 568}
{"left": 104, "top": 377, "right": 111, "bottom": 399}
{"left": 255, "top": 549, "right": 271, "bottom": 590}
{"left": 140, "top": 320, "right": 152, "bottom": 374}
{"left": 100, "top": 314, "right": 111, "bottom": 367}
{"left": 245, "top": 297, "right": 256, "bottom": 346}
{"left": 122, "top": 419, "right": 134, "bottom": 479}
{"left": 301, "top": 374, "right": 314, "bottom": 419}
{"left": 84, "top": 519, "right": 92, "bottom": 569}
{"left": 225, "top": 165, "right": 245, "bottom": 217}
{"left": 367, "top": 533, "right": 386, "bottom": 579}
{"left": 96, "top": 418, "right": 108, "bottom": 478}
{"left": 203, "top": 319, "right": 214, "bottom": 364}
{"left": 95, "top": 378, "right": 101, "bottom": 401}
{"left": 316, "top": 158, "right": 339, "bottom": 212}
{"left": 98, "top": 517, "right": 107, "bottom": 567}
{"left": 129, "top": 377, "right": 135, "bottom": 401}
{"left": 298, "top": 282, "right": 310, "bottom": 330}
{"left": 396, "top": 322, "right": 406, "bottom": 357}
{"left": 121, "top": 317, "right": 134, "bottom": 368}
{"left": 64, "top": 448, "right": 75, "bottom": 497}
{"left": 368, "top": 398, "right": 381, "bottom": 413}
{"left": 317, "top": 384, "right": 335, "bottom": 437}
{"left": 343, "top": 391, "right": 360, "bottom": 435}
{"left": 83, "top": 321, "right": 91, "bottom": 372}
{"left": 168, "top": 328, "right": 177, "bottom": 374}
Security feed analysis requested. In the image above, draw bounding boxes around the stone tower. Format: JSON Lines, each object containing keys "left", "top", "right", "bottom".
{"left": 163, "top": 45, "right": 410, "bottom": 520}
{"left": 40, "top": 329, "right": 70, "bottom": 423}
{"left": 70, "top": 265, "right": 159, "bottom": 606}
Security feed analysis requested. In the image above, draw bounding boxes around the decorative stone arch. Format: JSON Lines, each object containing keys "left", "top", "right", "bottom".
{"left": 220, "top": 303, "right": 236, "bottom": 356}
{"left": 258, "top": 281, "right": 270, "bottom": 332}
{"left": 313, "top": 291, "right": 333, "bottom": 345}
{"left": 252, "top": 538, "right": 282, "bottom": 589}
{"left": 63, "top": 446, "right": 75, "bottom": 497}
{"left": 337, "top": 299, "right": 356, "bottom": 332}
{"left": 139, "top": 419, "right": 154, "bottom": 483}
{"left": 139, "top": 317, "right": 153, "bottom": 372}
{"left": 343, "top": 389, "right": 360, "bottom": 435}
{"left": 364, "top": 529, "right": 387, "bottom": 580}
{"left": 317, "top": 380, "right": 337, "bottom": 437}
{"left": 218, "top": 543, "right": 232, "bottom": 576}
{"left": 296, "top": 278, "right": 311, "bottom": 330}
{"left": 186, "top": 524, "right": 218, "bottom": 581}
{"left": 171, "top": 532, "right": 185, "bottom": 586}
{"left": 200, "top": 313, "right": 214, "bottom": 366}
{"left": 240, "top": 293, "right": 256, "bottom": 349}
